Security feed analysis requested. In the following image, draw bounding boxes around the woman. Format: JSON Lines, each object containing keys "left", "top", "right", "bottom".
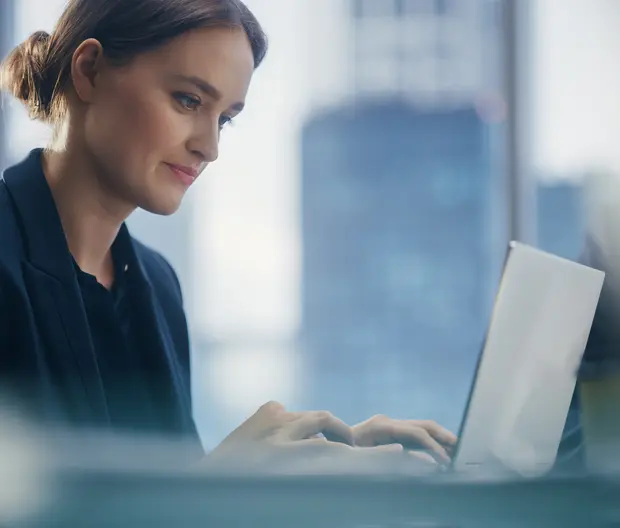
{"left": 0, "top": 0, "right": 455, "bottom": 468}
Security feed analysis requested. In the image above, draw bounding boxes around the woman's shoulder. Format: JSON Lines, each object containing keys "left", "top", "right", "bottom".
{"left": 0, "top": 178, "right": 26, "bottom": 270}
{"left": 0, "top": 149, "right": 49, "bottom": 271}
{"left": 0, "top": 180, "right": 26, "bottom": 322}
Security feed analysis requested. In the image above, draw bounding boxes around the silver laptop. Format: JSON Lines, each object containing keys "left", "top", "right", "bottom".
{"left": 451, "top": 242, "right": 605, "bottom": 477}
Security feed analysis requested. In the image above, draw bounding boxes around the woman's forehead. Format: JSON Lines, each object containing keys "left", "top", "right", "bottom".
{"left": 107, "top": 27, "right": 255, "bottom": 106}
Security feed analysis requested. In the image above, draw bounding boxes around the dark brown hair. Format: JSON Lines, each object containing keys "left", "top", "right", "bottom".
{"left": 0, "top": 0, "right": 267, "bottom": 125}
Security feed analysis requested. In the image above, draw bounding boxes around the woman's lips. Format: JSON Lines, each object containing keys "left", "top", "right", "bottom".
{"left": 165, "top": 163, "right": 199, "bottom": 186}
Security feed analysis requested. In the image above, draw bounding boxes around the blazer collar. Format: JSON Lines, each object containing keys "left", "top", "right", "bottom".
{"left": 2, "top": 149, "right": 190, "bottom": 430}
{"left": 2, "top": 148, "right": 149, "bottom": 284}
{"left": 2, "top": 148, "right": 76, "bottom": 283}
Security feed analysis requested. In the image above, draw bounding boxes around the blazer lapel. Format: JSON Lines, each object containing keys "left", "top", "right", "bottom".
{"left": 134, "top": 283, "right": 192, "bottom": 430}
{"left": 140, "top": 283, "right": 192, "bottom": 424}
{"left": 118, "top": 226, "right": 192, "bottom": 430}
{"left": 2, "top": 149, "right": 109, "bottom": 422}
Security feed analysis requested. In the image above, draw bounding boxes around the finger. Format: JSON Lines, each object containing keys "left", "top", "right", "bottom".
{"left": 398, "top": 451, "right": 442, "bottom": 476}
{"left": 257, "top": 401, "right": 286, "bottom": 415}
{"left": 282, "top": 437, "right": 354, "bottom": 457}
{"left": 364, "top": 444, "right": 403, "bottom": 454}
{"left": 277, "top": 442, "right": 413, "bottom": 476}
{"left": 274, "top": 441, "right": 394, "bottom": 475}
{"left": 407, "top": 450, "right": 438, "bottom": 465}
{"left": 288, "top": 412, "right": 354, "bottom": 445}
{"left": 286, "top": 441, "right": 404, "bottom": 460}
{"left": 287, "top": 411, "right": 354, "bottom": 445}
{"left": 390, "top": 424, "right": 450, "bottom": 463}
{"left": 255, "top": 438, "right": 354, "bottom": 472}
{"left": 409, "top": 420, "right": 458, "bottom": 446}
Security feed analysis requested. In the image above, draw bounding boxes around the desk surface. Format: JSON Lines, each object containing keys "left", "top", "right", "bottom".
{"left": 2, "top": 428, "right": 618, "bottom": 528}
{"left": 18, "top": 468, "right": 620, "bottom": 528}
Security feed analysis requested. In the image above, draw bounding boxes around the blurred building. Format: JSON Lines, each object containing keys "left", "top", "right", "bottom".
{"left": 0, "top": 0, "right": 15, "bottom": 170}
{"left": 350, "top": 0, "right": 499, "bottom": 105}
{"left": 536, "top": 180, "right": 585, "bottom": 261}
{"left": 300, "top": 0, "right": 502, "bottom": 429}
{"left": 301, "top": 104, "right": 493, "bottom": 427}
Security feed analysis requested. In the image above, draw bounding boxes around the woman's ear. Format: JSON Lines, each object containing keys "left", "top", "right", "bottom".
{"left": 70, "top": 38, "right": 105, "bottom": 104}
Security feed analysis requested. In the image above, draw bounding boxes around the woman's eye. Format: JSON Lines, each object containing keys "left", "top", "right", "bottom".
{"left": 174, "top": 93, "right": 201, "bottom": 111}
{"left": 218, "top": 115, "right": 234, "bottom": 129}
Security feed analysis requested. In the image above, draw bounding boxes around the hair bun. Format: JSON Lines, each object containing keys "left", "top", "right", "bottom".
{"left": 26, "top": 30, "right": 52, "bottom": 47}
{"left": 1, "top": 30, "right": 55, "bottom": 122}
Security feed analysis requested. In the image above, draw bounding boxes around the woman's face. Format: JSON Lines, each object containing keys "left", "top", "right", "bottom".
{"left": 75, "top": 26, "right": 255, "bottom": 215}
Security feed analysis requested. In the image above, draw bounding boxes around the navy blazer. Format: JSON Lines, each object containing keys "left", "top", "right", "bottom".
{"left": 0, "top": 149, "right": 198, "bottom": 443}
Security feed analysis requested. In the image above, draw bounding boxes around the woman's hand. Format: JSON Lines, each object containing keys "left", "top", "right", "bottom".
{"left": 204, "top": 403, "right": 457, "bottom": 474}
{"left": 352, "top": 415, "right": 457, "bottom": 464}
{"left": 204, "top": 401, "right": 361, "bottom": 471}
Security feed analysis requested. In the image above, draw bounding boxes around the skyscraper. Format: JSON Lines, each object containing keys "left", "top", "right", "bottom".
{"left": 537, "top": 180, "right": 585, "bottom": 261}
{"left": 350, "top": 0, "right": 497, "bottom": 106}
{"left": 301, "top": 102, "right": 493, "bottom": 428}
{"left": 299, "top": 0, "right": 502, "bottom": 431}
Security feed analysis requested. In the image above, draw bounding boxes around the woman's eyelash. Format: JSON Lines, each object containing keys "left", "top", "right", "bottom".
{"left": 174, "top": 92, "right": 201, "bottom": 110}
{"left": 219, "top": 115, "right": 234, "bottom": 129}
{"left": 174, "top": 92, "right": 235, "bottom": 129}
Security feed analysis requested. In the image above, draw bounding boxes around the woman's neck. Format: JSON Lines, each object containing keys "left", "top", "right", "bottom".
{"left": 41, "top": 145, "right": 135, "bottom": 286}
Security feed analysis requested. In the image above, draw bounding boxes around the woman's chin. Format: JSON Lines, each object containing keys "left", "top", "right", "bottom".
{"left": 139, "top": 194, "right": 185, "bottom": 216}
